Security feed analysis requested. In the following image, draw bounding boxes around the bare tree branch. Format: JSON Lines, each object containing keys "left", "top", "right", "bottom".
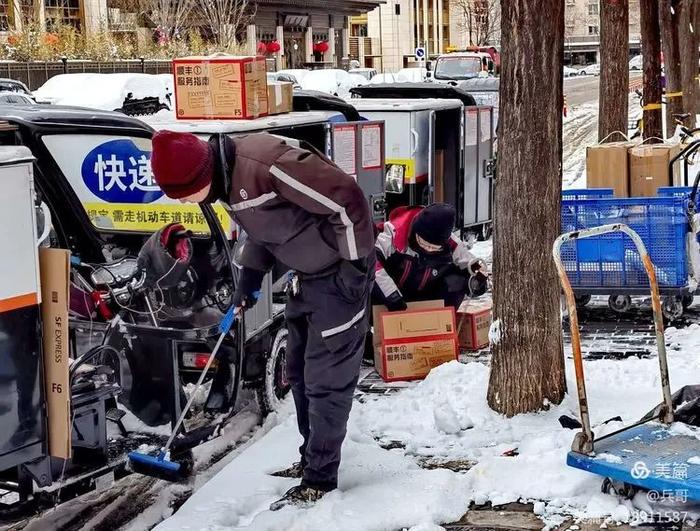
{"left": 198, "top": 0, "right": 255, "bottom": 48}
{"left": 453, "top": 0, "right": 500, "bottom": 46}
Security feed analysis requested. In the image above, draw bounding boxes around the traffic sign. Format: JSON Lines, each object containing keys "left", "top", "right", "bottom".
{"left": 415, "top": 47, "right": 426, "bottom": 60}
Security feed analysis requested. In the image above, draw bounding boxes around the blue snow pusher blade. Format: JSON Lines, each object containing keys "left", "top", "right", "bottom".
{"left": 567, "top": 423, "right": 700, "bottom": 501}
{"left": 127, "top": 450, "right": 183, "bottom": 480}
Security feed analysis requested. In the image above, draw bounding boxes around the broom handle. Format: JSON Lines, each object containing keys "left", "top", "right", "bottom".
{"left": 162, "top": 325, "right": 230, "bottom": 455}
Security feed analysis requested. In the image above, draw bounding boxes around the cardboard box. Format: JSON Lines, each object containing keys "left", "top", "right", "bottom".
{"left": 586, "top": 141, "right": 638, "bottom": 197}
{"left": 629, "top": 143, "right": 681, "bottom": 197}
{"left": 372, "top": 300, "right": 443, "bottom": 367}
{"left": 381, "top": 338, "right": 458, "bottom": 382}
{"left": 173, "top": 55, "right": 268, "bottom": 120}
{"left": 39, "top": 248, "right": 71, "bottom": 459}
{"left": 378, "top": 305, "right": 458, "bottom": 382}
{"left": 267, "top": 81, "right": 294, "bottom": 115}
{"left": 457, "top": 299, "right": 492, "bottom": 350}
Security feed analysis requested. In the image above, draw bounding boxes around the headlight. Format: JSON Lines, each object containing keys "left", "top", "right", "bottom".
{"left": 385, "top": 164, "right": 405, "bottom": 194}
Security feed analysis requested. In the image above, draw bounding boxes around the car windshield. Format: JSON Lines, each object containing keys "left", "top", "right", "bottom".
{"left": 434, "top": 57, "right": 482, "bottom": 80}
{"left": 0, "top": 82, "right": 26, "bottom": 94}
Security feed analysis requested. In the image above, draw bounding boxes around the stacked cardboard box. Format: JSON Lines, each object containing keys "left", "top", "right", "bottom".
{"left": 267, "top": 81, "right": 294, "bottom": 115}
{"left": 586, "top": 141, "right": 681, "bottom": 197}
{"left": 373, "top": 301, "right": 458, "bottom": 382}
{"left": 457, "top": 299, "right": 492, "bottom": 351}
{"left": 173, "top": 55, "right": 268, "bottom": 120}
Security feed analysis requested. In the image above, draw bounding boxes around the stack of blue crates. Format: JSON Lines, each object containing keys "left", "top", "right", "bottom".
{"left": 561, "top": 189, "right": 689, "bottom": 290}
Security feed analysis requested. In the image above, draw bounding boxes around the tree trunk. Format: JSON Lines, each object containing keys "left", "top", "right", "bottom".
{"left": 598, "top": 0, "right": 629, "bottom": 142}
{"left": 678, "top": 0, "right": 700, "bottom": 117}
{"left": 659, "top": 0, "right": 683, "bottom": 137}
{"left": 487, "top": 0, "right": 566, "bottom": 417}
{"left": 641, "top": 0, "right": 663, "bottom": 140}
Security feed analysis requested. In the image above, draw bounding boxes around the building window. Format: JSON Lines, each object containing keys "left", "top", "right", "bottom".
{"left": 588, "top": 3, "right": 598, "bottom": 15}
{"left": 45, "top": 0, "right": 81, "bottom": 29}
{"left": 0, "top": 0, "right": 9, "bottom": 31}
{"left": 588, "top": 25, "right": 598, "bottom": 35}
{"left": 395, "top": 3, "right": 400, "bottom": 15}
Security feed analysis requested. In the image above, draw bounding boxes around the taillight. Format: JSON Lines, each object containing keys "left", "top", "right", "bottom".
{"left": 182, "top": 352, "right": 218, "bottom": 370}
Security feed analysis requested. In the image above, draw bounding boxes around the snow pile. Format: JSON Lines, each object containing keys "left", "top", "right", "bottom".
{"left": 34, "top": 73, "right": 170, "bottom": 111}
{"left": 154, "top": 414, "right": 471, "bottom": 531}
{"left": 154, "top": 324, "right": 700, "bottom": 530}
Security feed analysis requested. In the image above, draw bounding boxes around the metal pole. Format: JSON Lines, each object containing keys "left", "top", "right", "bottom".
{"left": 553, "top": 223, "right": 675, "bottom": 456}
{"left": 378, "top": 3, "right": 384, "bottom": 72}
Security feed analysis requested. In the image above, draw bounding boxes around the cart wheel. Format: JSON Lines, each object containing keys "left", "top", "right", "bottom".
{"left": 256, "top": 328, "right": 291, "bottom": 416}
{"left": 682, "top": 293, "right": 695, "bottom": 310}
{"left": 477, "top": 223, "right": 493, "bottom": 241}
{"left": 608, "top": 294, "right": 632, "bottom": 314}
{"left": 662, "top": 296, "right": 684, "bottom": 322}
{"left": 575, "top": 294, "right": 591, "bottom": 308}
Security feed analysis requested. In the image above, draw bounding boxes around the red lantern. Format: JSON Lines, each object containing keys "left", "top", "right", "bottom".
{"left": 266, "top": 40, "right": 281, "bottom": 54}
{"left": 257, "top": 41, "right": 267, "bottom": 55}
{"left": 313, "top": 41, "right": 329, "bottom": 53}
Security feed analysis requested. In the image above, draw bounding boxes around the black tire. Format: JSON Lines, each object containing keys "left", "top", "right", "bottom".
{"left": 255, "top": 328, "right": 291, "bottom": 416}
{"left": 608, "top": 294, "right": 632, "bottom": 314}
{"left": 662, "top": 296, "right": 684, "bottom": 322}
{"left": 575, "top": 294, "right": 591, "bottom": 308}
{"left": 682, "top": 293, "right": 695, "bottom": 310}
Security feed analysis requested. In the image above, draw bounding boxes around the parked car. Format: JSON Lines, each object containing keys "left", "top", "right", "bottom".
{"left": 33, "top": 73, "right": 171, "bottom": 115}
{"left": 578, "top": 63, "right": 600, "bottom": 76}
{"left": 277, "top": 69, "right": 311, "bottom": 85}
{"left": 629, "top": 55, "right": 643, "bottom": 71}
{"left": 0, "top": 91, "right": 36, "bottom": 105}
{"left": 429, "top": 53, "right": 490, "bottom": 82}
{"left": 348, "top": 73, "right": 370, "bottom": 87}
{"left": 349, "top": 67, "right": 378, "bottom": 81}
{"left": 369, "top": 73, "right": 409, "bottom": 84}
{"left": 267, "top": 72, "right": 301, "bottom": 89}
{"left": 397, "top": 67, "right": 428, "bottom": 82}
{"left": 0, "top": 78, "right": 35, "bottom": 101}
{"left": 299, "top": 69, "right": 355, "bottom": 98}
{"left": 563, "top": 66, "right": 579, "bottom": 77}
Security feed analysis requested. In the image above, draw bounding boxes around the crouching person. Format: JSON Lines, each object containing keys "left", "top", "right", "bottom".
{"left": 150, "top": 130, "right": 375, "bottom": 510}
{"left": 373, "top": 203, "right": 488, "bottom": 312}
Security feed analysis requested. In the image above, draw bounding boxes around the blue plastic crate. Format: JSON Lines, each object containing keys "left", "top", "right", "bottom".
{"left": 561, "top": 196, "right": 689, "bottom": 289}
{"left": 562, "top": 188, "right": 615, "bottom": 200}
{"left": 657, "top": 186, "right": 694, "bottom": 198}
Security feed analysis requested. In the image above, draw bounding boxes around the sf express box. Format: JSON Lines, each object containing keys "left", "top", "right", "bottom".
{"left": 457, "top": 299, "right": 492, "bottom": 351}
{"left": 378, "top": 306, "right": 458, "bottom": 382}
{"left": 173, "top": 55, "right": 268, "bottom": 120}
{"left": 39, "top": 248, "right": 71, "bottom": 459}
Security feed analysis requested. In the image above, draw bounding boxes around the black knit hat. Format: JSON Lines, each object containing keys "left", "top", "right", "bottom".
{"left": 411, "top": 203, "right": 456, "bottom": 246}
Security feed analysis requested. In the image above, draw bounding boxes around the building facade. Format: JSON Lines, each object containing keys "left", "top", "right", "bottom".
{"left": 564, "top": 0, "right": 641, "bottom": 65}
{"left": 0, "top": 0, "right": 381, "bottom": 70}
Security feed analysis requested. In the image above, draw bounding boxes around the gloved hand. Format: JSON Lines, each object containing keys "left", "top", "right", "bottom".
{"left": 468, "top": 271, "right": 489, "bottom": 298}
{"left": 232, "top": 267, "right": 266, "bottom": 310}
{"left": 385, "top": 292, "right": 408, "bottom": 312}
{"left": 470, "top": 260, "right": 487, "bottom": 275}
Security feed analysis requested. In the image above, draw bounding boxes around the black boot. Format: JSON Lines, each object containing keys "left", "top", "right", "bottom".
{"left": 269, "top": 462, "right": 303, "bottom": 479}
{"left": 269, "top": 484, "right": 329, "bottom": 511}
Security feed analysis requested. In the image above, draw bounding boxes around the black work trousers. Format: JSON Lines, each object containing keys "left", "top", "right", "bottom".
{"left": 285, "top": 259, "right": 373, "bottom": 491}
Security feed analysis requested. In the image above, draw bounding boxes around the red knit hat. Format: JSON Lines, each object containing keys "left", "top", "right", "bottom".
{"left": 151, "top": 130, "right": 214, "bottom": 199}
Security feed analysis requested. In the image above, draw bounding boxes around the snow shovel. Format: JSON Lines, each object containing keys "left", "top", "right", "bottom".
{"left": 128, "top": 294, "right": 258, "bottom": 481}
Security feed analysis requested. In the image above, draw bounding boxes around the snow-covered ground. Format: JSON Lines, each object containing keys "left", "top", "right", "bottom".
{"left": 153, "top": 323, "right": 700, "bottom": 531}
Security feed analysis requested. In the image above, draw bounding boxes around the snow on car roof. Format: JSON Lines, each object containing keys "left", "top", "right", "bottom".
{"left": 347, "top": 97, "right": 463, "bottom": 112}
{"left": 142, "top": 109, "right": 343, "bottom": 134}
{"left": 0, "top": 144, "right": 33, "bottom": 165}
{"left": 34, "top": 73, "right": 169, "bottom": 111}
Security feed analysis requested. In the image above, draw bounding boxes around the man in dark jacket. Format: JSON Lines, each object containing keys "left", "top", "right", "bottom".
{"left": 373, "top": 203, "right": 487, "bottom": 311}
{"left": 150, "top": 130, "right": 375, "bottom": 510}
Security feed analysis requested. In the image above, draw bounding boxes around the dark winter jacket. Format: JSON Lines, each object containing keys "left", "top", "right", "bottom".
{"left": 374, "top": 206, "right": 479, "bottom": 303}
{"left": 222, "top": 134, "right": 374, "bottom": 276}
